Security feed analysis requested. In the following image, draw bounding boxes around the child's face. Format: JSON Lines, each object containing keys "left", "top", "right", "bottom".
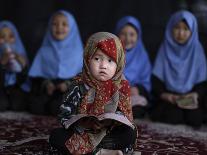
{"left": 51, "top": 14, "right": 69, "bottom": 40}
{"left": 118, "top": 25, "right": 138, "bottom": 50}
{"left": 89, "top": 49, "right": 117, "bottom": 81}
{"left": 172, "top": 21, "right": 192, "bottom": 44}
{"left": 0, "top": 27, "right": 15, "bottom": 45}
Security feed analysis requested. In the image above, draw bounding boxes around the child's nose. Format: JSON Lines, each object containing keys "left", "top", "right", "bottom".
{"left": 100, "top": 60, "right": 107, "bottom": 69}
{"left": 179, "top": 30, "right": 185, "bottom": 36}
{"left": 5, "top": 38, "right": 10, "bottom": 42}
{"left": 57, "top": 24, "right": 62, "bottom": 29}
{"left": 126, "top": 34, "right": 131, "bottom": 42}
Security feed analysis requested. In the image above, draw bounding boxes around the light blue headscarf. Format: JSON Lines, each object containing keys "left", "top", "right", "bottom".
{"left": 153, "top": 10, "right": 207, "bottom": 93}
{"left": 115, "top": 16, "right": 152, "bottom": 92}
{"left": 0, "top": 21, "right": 27, "bottom": 87}
{"left": 29, "top": 10, "right": 83, "bottom": 79}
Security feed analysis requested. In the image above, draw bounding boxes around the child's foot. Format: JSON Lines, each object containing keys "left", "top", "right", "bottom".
{"left": 95, "top": 149, "right": 123, "bottom": 155}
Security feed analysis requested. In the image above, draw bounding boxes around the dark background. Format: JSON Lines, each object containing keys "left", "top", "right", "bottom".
{"left": 0, "top": 0, "right": 207, "bottom": 63}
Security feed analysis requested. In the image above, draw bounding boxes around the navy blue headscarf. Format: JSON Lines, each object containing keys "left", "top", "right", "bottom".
{"left": 115, "top": 16, "right": 152, "bottom": 92}
{"left": 29, "top": 10, "right": 83, "bottom": 79}
{"left": 153, "top": 10, "right": 207, "bottom": 93}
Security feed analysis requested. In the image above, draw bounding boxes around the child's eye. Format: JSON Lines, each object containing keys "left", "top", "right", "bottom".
{"left": 52, "top": 22, "right": 57, "bottom": 26}
{"left": 63, "top": 22, "right": 68, "bottom": 27}
{"left": 130, "top": 32, "right": 135, "bottom": 37}
{"left": 94, "top": 57, "right": 99, "bottom": 61}
{"left": 108, "top": 59, "right": 112, "bottom": 63}
{"left": 174, "top": 26, "right": 179, "bottom": 30}
{"left": 184, "top": 27, "right": 189, "bottom": 31}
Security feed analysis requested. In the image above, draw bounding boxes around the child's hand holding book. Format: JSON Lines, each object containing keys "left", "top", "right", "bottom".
{"left": 176, "top": 92, "right": 198, "bottom": 110}
{"left": 77, "top": 117, "right": 116, "bottom": 134}
{"left": 77, "top": 117, "right": 103, "bottom": 133}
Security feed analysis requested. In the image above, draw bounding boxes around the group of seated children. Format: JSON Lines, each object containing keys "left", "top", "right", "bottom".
{"left": 0, "top": 9, "right": 207, "bottom": 155}
{"left": 0, "top": 8, "right": 206, "bottom": 142}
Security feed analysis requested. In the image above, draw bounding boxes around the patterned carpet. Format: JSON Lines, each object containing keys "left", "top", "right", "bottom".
{"left": 0, "top": 112, "right": 207, "bottom": 155}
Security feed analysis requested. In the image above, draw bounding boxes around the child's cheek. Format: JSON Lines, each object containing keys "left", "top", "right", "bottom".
{"left": 0, "top": 38, "right": 5, "bottom": 44}
{"left": 10, "top": 38, "right": 15, "bottom": 44}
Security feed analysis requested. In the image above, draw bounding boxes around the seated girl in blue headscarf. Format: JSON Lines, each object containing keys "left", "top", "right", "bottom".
{"left": 0, "top": 21, "right": 28, "bottom": 111}
{"left": 28, "top": 10, "right": 83, "bottom": 115}
{"left": 115, "top": 16, "right": 152, "bottom": 119}
{"left": 150, "top": 10, "right": 207, "bottom": 128}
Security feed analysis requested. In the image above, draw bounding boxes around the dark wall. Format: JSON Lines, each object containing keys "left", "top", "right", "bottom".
{"left": 0, "top": 0, "right": 206, "bottom": 62}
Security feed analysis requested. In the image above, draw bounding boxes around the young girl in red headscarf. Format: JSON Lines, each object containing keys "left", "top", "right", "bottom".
{"left": 49, "top": 32, "right": 137, "bottom": 155}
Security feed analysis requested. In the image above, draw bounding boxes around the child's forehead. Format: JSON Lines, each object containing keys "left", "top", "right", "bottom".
{"left": 121, "top": 24, "right": 137, "bottom": 32}
{"left": 175, "top": 20, "right": 188, "bottom": 27}
{"left": 52, "top": 13, "right": 67, "bottom": 21}
{"left": 0, "top": 26, "right": 13, "bottom": 34}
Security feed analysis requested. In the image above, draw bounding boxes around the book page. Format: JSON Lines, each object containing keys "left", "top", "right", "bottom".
{"left": 64, "top": 113, "right": 134, "bottom": 129}
{"left": 97, "top": 113, "right": 134, "bottom": 129}
{"left": 176, "top": 96, "right": 198, "bottom": 109}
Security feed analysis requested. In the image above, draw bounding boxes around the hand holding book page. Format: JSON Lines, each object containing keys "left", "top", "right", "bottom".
{"left": 176, "top": 93, "right": 198, "bottom": 110}
{"left": 63, "top": 112, "right": 135, "bottom": 131}
{"left": 131, "top": 95, "right": 147, "bottom": 107}
{"left": 76, "top": 117, "right": 114, "bottom": 134}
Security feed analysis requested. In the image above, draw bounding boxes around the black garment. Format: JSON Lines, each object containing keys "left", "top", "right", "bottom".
{"left": 97, "top": 125, "right": 137, "bottom": 151}
{"left": 132, "top": 106, "right": 147, "bottom": 119}
{"left": 0, "top": 65, "right": 28, "bottom": 111}
{"left": 203, "top": 96, "right": 207, "bottom": 124}
{"left": 7, "top": 86, "right": 28, "bottom": 111}
{"left": 132, "top": 84, "right": 151, "bottom": 119}
{"left": 49, "top": 128, "right": 73, "bottom": 155}
{"left": 0, "top": 87, "right": 27, "bottom": 111}
{"left": 150, "top": 75, "right": 205, "bottom": 128}
{"left": 28, "top": 90, "right": 63, "bottom": 115}
{"left": 150, "top": 101, "right": 203, "bottom": 127}
{"left": 0, "top": 89, "right": 9, "bottom": 111}
{"left": 49, "top": 125, "right": 137, "bottom": 155}
{"left": 28, "top": 78, "right": 69, "bottom": 115}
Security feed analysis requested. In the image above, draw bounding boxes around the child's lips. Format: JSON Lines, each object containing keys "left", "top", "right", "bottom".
{"left": 56, "top": 31, "right": 64, "bottom": 35}
{"left": 99, "top": 71, "right": 107, "bottom": 75}
{"left": 177, "top": 37, "right": 185, "bottom": 41}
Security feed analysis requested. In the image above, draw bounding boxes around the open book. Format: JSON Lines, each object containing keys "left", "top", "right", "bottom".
{"left": 176, "top": 96, "right": 198, "bottom": 109}
{"left": 63, "top": 112, "right": 134, "bottom": 130}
